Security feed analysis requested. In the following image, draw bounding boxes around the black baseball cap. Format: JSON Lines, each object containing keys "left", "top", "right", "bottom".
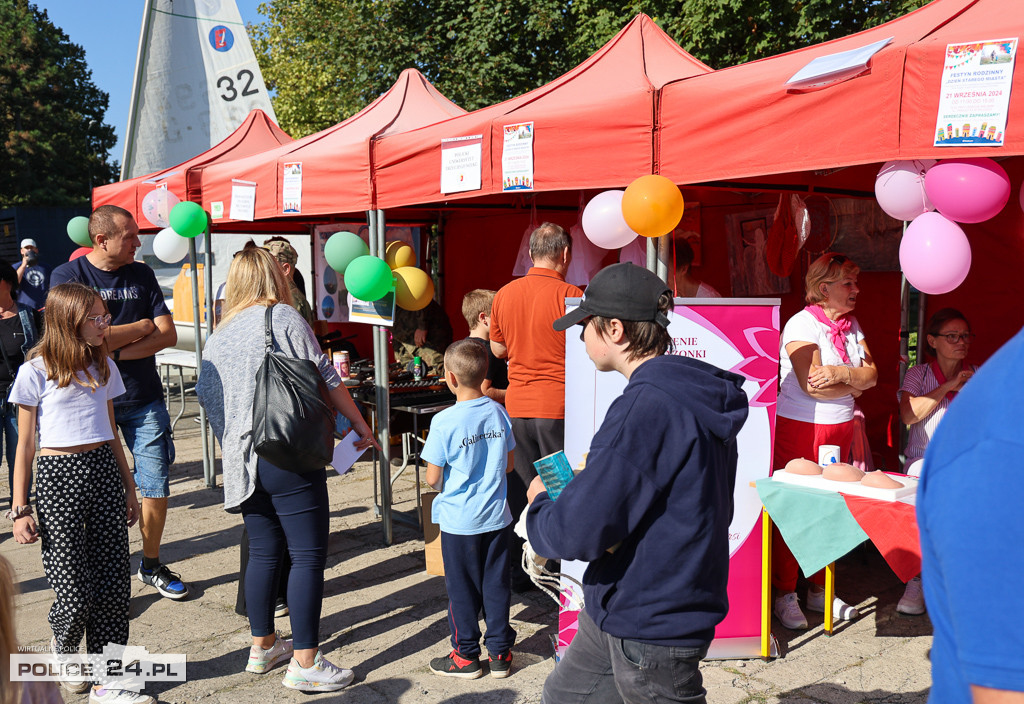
{"left": 553, "top": 262, "right": 672, "bottom": 331}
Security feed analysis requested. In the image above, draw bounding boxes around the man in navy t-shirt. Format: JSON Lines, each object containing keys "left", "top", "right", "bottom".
{"left": 14, "top": 238, "right": 49, "bottom": 311}
{"left": 51, "top": 205, "right": 188, "bottom": 601}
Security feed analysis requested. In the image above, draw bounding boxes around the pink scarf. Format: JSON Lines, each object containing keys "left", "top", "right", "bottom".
{"left": 805, "top": 305, "right": 852, "bottom": 364}
{"left": 931, "top": 360, "right": 969, "bottom": 402}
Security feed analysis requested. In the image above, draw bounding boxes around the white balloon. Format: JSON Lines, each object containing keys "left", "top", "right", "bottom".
{"left": 153, "top": 227, "right": 190, "bottom": 263}
{"left": 141, "top": 189, "right": 181, "bottom": 228}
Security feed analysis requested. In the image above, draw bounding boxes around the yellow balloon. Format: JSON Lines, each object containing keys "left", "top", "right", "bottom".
{"left": 394, "top": 267, "right": 435, "bottom": 311}
{"left": 385, "top": 240, "right": 416, "bottom": 269}
{"left": 621, "top": 174, "right": 685, "bottom": 238}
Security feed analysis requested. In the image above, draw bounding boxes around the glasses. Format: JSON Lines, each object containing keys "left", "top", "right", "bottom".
{"left": 829, "top": 254, "right": 849, "bottom": 266}
{"left": 937, "top": 332, "right": 975, "bottom": 343}
{"left": 86, "top": 314, "right": 112, "bottom": 329}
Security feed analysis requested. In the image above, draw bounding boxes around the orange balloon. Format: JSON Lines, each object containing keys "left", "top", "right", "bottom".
{"left": 385, "top": 240, "right": 416, "bottom": 269}
{"left": 621, "top": 175, "right": 684, "bottom": 238}
{"left": 394, "top": 267, "right": 435, "bottom": 311}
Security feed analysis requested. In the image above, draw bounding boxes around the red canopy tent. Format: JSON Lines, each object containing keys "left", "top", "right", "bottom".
{"left": 373, "top": 14, "right": 711, "bottom": 210}
{"left": 197, "top": 68, "right": 465, "bottom": 223}
{"left": 653, "top": 0, "right": 1024, "bottom": 467}
{"left": 92, "top": 109, "right": 293, "bottom": 225}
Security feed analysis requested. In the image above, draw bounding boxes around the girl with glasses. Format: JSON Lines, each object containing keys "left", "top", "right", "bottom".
{"left": 7, "top": 283, "right": 152, "bottom": 703}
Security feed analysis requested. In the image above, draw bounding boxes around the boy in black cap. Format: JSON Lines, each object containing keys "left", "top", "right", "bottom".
{"left": 525, "top": 262, "right": 749, "bottom": 704}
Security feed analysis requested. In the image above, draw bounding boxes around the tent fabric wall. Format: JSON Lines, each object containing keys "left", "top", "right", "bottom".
{"left": 92, "top": 110, "right": 292, "bottom": 226}
{"left": 373, "top": 14, "right": 710, "bottom": 210}
{"left": 198, "top": 69, "right": 466, "bottom": 223}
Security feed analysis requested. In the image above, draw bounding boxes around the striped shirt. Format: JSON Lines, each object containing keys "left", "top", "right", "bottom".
{"left": 899, "top": 362, "right": 978, "bottom": 462}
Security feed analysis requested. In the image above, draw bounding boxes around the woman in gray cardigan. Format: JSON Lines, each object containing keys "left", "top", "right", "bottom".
{"left": 197, "top": 246, "right": 375, "bottom": 693}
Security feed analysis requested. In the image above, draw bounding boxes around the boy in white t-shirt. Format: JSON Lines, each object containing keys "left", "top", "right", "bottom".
{"left": 422, "top": 339, "right": 516, "bottom": 680}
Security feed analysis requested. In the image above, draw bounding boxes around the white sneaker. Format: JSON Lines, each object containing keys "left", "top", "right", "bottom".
{"left": 89, "top": 688, "right": 155, "bottom": 704}
{"left": 51, "top": 637, "right": 90, "bottom": 693}
{"left": 246, "top": 632, "right": 294, "bottom": 674}
{"left": 282, "top": 651, "right": 355, "bottom": 692}
{"left": 897, "top": 576, "right": 926, "bottom": 615}
{"left": 806, "top": 589, "right": 860, "bottom": 620}
{"left": 773, "top": 592, "right": 808, "bottom": 630}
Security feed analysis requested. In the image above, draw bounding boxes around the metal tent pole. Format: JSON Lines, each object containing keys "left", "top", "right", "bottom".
{"left": 188, "top": 233, "right": 212, "bottom": 487}
{"left": 656, "top": 233, "right": 670, "bottom": 283}
{"left": 202, "top": 227, "right": 216, "bottom": 486}
{"left": 370, "top": 209, "right": 393, "bottom": 545}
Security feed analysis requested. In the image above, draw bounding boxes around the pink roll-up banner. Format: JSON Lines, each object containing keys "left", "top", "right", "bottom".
{"left": 560, "top": 298, "right": 780, "bottom": 660}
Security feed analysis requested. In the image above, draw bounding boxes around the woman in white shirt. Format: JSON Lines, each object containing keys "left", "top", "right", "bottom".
{"left": 772, "top": 253, "right": 878, "bottom": 630}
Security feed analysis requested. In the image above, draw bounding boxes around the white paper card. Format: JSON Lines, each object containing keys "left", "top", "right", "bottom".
{"left": 229, "top": 180, "right": 256, "bottom": 221}
{"left": 332, "top": 430, "right": 362, "bottom": 476}
{"left": 786, "top": 37, "right": 892, "bottom": 88}
{"left": 440, "top": 135, "right": 482, "bottom": 194}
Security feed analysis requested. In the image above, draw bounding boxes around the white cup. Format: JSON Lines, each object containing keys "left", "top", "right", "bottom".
{"left": 818, "top": 445, "right": 840, "bottom": 467}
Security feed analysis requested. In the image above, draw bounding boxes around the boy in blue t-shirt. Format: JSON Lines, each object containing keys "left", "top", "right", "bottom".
{"left": 422, "top": 339, "right": 517, "bottom": 680}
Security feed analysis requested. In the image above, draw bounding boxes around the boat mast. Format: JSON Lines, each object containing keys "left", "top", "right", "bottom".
{"left": 121, "top": 0, "right": 156, "bottom": 180}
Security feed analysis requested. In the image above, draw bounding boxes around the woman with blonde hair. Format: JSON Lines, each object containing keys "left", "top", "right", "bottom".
{"left": 0, "top": 555, "right": 63, "bottom": 704}
{"left": 8, "top": 283, "right": 149, "bottom": 703}
{"left": 772, "top": 253, "right": 878, "bottom": 630}
{"left": 196, "top": 246, "right": 376, "bottom": 693}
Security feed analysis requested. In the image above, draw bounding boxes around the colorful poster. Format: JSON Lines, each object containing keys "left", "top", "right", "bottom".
{"left": 229, "top": 179, "right": 256, "bottom": 221}
{"left": 440, "top": 135, "right": 482, "bottom": 194}
{"left": 501, "top": 122, "right": 534, "bottom": 191}
{"left": 934, "top": 38, "right": 1017, "bottom": 146}
{"left": 313, "top": 223, "right": 420, "bottom": 323}
{"left": 282, "top": 162, "right": 302, "bottom": 213}
{"left": 561, "top": 298, "right": 780, "bottom": 659}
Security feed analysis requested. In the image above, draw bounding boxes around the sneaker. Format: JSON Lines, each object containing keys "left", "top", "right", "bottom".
{"left": 806, "top": 588, "right": 860, "bottom": 620}
{"left": 897, "top": 576, "right": 926, "bottom": 616}
{"left": 137, "top": 563, "right": 189, "bottom": 600}
{"left": 51, "top": 637, "right": 90, "bottom": 693}
{"left": 282, "top": 651, "right": 354, "bottom": 692}
{"left": 773, "top": 592, "right": 808, "bottom": 630}
{"left": 89, "top": 688, "right": 155, "bottom": 704}
{"left": 246, "top": 633, "right": 294, "bottom": 674}
{"left": 488, "top": 651, "right": 513, "bottom": 679}
{"left": 429, "top": 650, "right": 483, "bottom": 679}
{"left": 274, "top": 598, "right": 289, "bottom": 618}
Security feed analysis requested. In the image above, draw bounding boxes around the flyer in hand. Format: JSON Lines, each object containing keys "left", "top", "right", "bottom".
{"left": 533, "top": 451, "right": 575, "bottom": 501}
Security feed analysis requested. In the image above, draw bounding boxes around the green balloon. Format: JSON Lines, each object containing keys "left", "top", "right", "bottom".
{"left": 344, "top": 255, "right": 394, "bottom": 301}
{"left": 67, "top": 216, "right": 92, "bottom": 247}
{"left": 169, "top": 201, "right": 207, "bottom": 238}
{"left": 324, "top": 231, "right": 369, "bottom": 274}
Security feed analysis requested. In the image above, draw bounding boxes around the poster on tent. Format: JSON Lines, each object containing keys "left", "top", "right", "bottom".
{"left": 313, "top": 224, "right": 419, "bottom": 323}
{"left": 501, "top": 122, "right": 534, "bottom": 191}
{"left": 282, "top": 162, "right": 302, "bottom": 213}
{"left": 440, "top": 135, "right": 482, "bottom": 193}
{"left": 348, "top": 290, "right": 395, "bottom": 327}
{"left": 934, "top": 38, "right": 1017, "bottom": 146}
{"left": 560, "top": 298, "right": 780, "bottom": 660}
{"left": 229, "top": 179, "right": 256, "bottom": 221}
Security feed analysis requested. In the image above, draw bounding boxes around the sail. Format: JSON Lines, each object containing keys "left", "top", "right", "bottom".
{"left": 122, "top": 0, "right": 276, "bottom": 179}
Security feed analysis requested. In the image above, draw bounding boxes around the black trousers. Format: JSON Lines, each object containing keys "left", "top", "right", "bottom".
{"left": 235, "top": 525, "right": 291, "bottom": 616}
{"left": 508, "top": 417, "right": 565, "bottom": 587}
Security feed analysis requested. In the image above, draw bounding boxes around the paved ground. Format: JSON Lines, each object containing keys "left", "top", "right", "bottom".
{"left": 1, "top": 395, "right": 935, "bottom": 703}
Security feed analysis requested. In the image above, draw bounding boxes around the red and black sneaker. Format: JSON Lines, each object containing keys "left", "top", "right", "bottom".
{"left": 488, "top": 651, "right": 513, "bottom": 679}
{"left": 429, "top": 650, "right": 483, "bottom": 679}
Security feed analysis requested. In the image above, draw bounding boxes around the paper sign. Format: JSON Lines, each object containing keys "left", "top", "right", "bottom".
{"left": 210, "top": 201, "right": 224, "bottom": 219}
{"left": 934, "top": 38, "right": 1017, "bottom": 146}
{"left": 332, "top": 430, "right": 363, "bottom": 475}
{"left": 787, "top": 37, "right": 892, "bottom": 88}
{"left": 502, "top": 122, "right": 534, "bottom": 191}
{"left": 440, "top": 136, "right": 482, "bottom": 194}
{"left": 282, "top": 162, "right": 302, "bottom": 213}
{"left": 348, "top": 290, "right": 396, "bottom": 326}
{"left": 229, "top": 180, "right": 256, "bottom": 221}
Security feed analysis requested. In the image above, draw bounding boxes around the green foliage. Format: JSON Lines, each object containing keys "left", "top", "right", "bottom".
{"left": 0, "top": 0, "right": 118, "bottom": 207}
{"left": 253, "top": 0, "right": 931, "bottom": 138}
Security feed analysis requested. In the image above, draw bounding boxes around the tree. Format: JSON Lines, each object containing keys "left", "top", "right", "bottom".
{"left": 0, "top": 0, "right": 118, "bottom": 207}
{"left": 252, "top": 0, "right": 930, "bottom": 138}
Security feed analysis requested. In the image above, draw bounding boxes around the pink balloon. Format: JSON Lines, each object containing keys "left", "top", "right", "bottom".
{"left": 582, "top": 190, "right": 639, "bottom": 249}
{"left": 899, "top": 212, "right": 971, "bottom": 294}
{"left": 69, "top": 246, "right": 92, "bottom": 261}
{"left": 874, "top": 160, "right": 935, "bottom": 221}
{"left": 924, "top": 157, "right": 1010, "bottom": 223}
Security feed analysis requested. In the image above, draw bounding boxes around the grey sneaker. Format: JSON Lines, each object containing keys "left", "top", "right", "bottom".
{"left": 282, "top": 651, "right": 354, "bottom": 692}
{"left": 51, "top": 637, "right": 90, "bottom": 693}
{"left": 246, "top": 633, "right": 294, "bottom": 674}
{"left": 897, "top": 576, "right": 926, "bottom": 615}
{"left": 88, "top": 688, "right": 155, "bottom": 704}
{"left": 773, "top": 592, "right": 809, "bottom": 630}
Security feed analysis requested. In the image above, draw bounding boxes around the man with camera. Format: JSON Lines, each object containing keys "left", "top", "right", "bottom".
{"left": 14, "top": 238, "right": 49, "bottom": 311}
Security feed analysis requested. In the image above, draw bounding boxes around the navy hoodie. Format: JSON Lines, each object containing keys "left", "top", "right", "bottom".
{"left": 526, "top": 354, "right": 748, "bottom": 646}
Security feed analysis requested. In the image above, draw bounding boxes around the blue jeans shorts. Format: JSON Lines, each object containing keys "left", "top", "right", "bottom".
{"left": 114, "top": 399, "right": 175, "bottom": 499}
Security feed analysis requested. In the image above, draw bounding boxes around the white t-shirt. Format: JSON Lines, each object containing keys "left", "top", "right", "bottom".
{"left": 8, "top": 357, "right": 126, "bottom": 447}
{"left": 778, "top": 309, "right": 865, "bottom": 424}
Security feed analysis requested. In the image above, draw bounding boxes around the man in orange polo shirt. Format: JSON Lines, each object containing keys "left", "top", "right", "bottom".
{"left": 490, "top": 222, "right": 582, "bottom": 591}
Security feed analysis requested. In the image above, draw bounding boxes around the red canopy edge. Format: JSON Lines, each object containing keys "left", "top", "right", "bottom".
{"left": 92, "top": 109, "right": 292, "bottom": 228}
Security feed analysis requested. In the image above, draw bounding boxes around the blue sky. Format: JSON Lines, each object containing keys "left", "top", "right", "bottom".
{"left": 36, "top": 1, "right": 269, "bottom": 168}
